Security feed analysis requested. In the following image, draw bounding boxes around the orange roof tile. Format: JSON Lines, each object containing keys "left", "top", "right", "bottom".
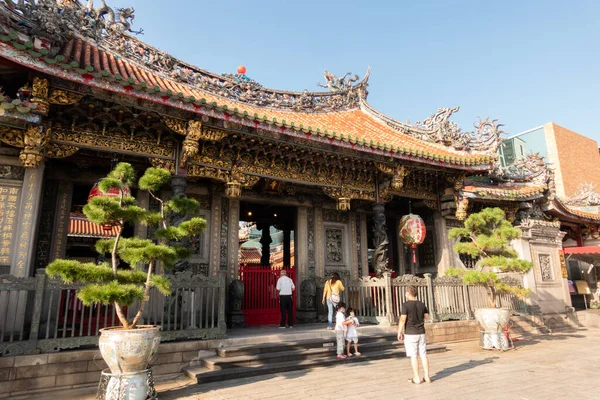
{"left": 0, "top": 30, "right": 495, "bottom": 168}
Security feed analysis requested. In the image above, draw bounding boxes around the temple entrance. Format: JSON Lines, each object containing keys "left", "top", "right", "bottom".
{"left": 238, "top": 202, "right": 297, "bottom": 326}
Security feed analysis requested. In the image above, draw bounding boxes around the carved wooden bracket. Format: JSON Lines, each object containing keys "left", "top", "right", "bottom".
{"left": 45, "top": 143, "right": 79, "bottom": 159}
{"left": 375, "top": 162, "right": 410, "bottom": 190}
{"left": 48, "top": 89, "right": 84, "bottom": 105}
{"left": 186, "top": 162, "right": 259, "bottom": 198}
{"left": 30, "top": 77, "right": 49, "bottom": 115}
{"left": 455, "top": 196, "right": 469, "bottom": 221}
{"left": 0, "top": 125, "right": 54, "bottom": 168}
{"left": 149, "top": 158, "right": 176, "bottom": 173}
{"left": 165, "top": 119, "right": 229, "bottom": 167}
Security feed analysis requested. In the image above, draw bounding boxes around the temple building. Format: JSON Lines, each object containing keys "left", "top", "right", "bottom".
{"left": 0, "top": 1, "right": 596, "bottom": 321}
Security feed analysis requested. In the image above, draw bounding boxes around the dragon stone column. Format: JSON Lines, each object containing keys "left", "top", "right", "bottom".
{"left": 372, "top": 202, "right": 390, "bottom": 277}
{"left": 372, "top": 203, "right": 387, "bottom": 247}
{"left": 169, "top": 176, "right": 189, "bottom": 273}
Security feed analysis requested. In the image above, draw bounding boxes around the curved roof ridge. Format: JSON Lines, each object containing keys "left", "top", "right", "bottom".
{"left": 360, "top": 100, "right": 501, "bottom": 156}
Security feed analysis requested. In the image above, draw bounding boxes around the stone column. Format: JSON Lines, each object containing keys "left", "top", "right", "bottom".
{"left": 227, "top": 198, "right": 240, "bottom": 279}
{"left": 359, "top": 213, "right": 368, "bottom": 276}
{"left": 209, "top": 190, "right": 222, "bottom": 276}
{"left": 349, "top": 211, "right": 359, "bottom": 279}
{"left": 517, "top": 220, "right": 569, "bottom": 314}
{"left": 259, "top": 222, "right": 271, "bottom": 267}
{"left": 314, "top": 204, "right": 325, "bottom": 278}
{"left": 372, "top": 202, "right": 387, "bottom": 247}
{"left": 296, "top": 206, "right": 308, "bottom": 304}
{"left": 171, "top": 176, "right": 188, "bottom": 197}
{"left": 434, "top": 212, "right": 452, "bottom": 276}
{"left": 283, "top": 229, "right": 291, "bottom": 268}
{"left": 372, "top": 202, "right": 389, "bottom": 276}
{"left": 49, "top": 181, "right": 73, "bottom": 262}
{"left": 169, "top": 176, "right": 189, "bottom": 274}
{"left": 11, "top": 163, "right": 45, "bottom": 277}
{"left": 135, "top": 190, "right": 150, "bottom": 240}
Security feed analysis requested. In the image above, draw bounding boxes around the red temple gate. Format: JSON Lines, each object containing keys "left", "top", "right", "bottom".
{"left": 239, "top": 266, "right": 296, "bottom": 326}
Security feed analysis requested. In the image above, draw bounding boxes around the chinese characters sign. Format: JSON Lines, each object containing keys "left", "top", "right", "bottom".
{"left": 0, "top": 185, "right": 21, "bottom": 266}
{"left": 13, "top": 170, "right": 39, "bottom": 277}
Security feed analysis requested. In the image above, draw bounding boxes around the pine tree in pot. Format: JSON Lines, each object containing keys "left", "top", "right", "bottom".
{"left": 46, "top": 163, "right": 206, "bottom": 399}
{"left": 446, "top": 207, "right": 533, "bottom": 350}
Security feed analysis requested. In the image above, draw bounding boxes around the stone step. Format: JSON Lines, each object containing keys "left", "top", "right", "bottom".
{"left": 217, "top": 334, "right": 397, "bottom": 358}
{"left": 185, "top": 344, "right": 447, "bottom": 384}
{"left": 205, "top": 339, "right": 402, "bottom": 370}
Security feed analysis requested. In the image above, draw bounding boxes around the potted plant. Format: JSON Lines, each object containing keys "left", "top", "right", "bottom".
{"left": 47, "top": 163, "right": 206, "bottom": 399}
{"left": 446, "top": 207, "right": 533, "bottom": 350}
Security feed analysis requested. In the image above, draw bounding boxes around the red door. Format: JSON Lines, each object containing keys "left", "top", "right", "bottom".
{"left": 239, "top": 266, "right": 296, "bottom": 326}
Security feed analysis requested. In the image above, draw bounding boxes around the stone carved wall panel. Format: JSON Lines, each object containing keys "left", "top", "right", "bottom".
{"left": 325, "top": 228, "right": 344, "bottom": 264}
{"left": 220, "top": 197, "right": 229, "bottom": 270}
{"left": 539, "top": 254, "right": 554, "bottom": 282}
{"left": 307, "top": 208, "right": 316, "bottom": 279}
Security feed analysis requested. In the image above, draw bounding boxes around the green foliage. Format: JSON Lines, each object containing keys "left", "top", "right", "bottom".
{"left": 78, "top": 281, "right": 145, "bottom": 306}
{"left": 447, "top": 207, "right": 534, "bottom": 307}
{"left": 46, "top": 163, "right": 206, "bottom": 328}
{"left": 46, "top": 260, "right": 146, "bottom": 285}
{"left": 138, "top": 167, "right": 171, "bottom": 192}
{"left": 165, "top": 197, "right": 203, "bottom": 216}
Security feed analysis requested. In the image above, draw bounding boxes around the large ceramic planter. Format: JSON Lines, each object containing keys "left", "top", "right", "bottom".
{"left": 98, "top": 326, "right": 161, "bottom": 400}
{"left": 474, "top": 308, "right": 511, "bottom": 350}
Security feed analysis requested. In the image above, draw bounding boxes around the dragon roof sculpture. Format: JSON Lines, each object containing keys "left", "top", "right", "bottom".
{"left": 563, "top": 183, "right": 600, "bottom": 207}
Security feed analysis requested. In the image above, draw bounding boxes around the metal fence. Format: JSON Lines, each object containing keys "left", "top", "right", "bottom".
{"left": 0, "top": 269, "right": 226, "bottom": 355}
{"left": 315, "top": 273, "right": 529, "bottom": 325}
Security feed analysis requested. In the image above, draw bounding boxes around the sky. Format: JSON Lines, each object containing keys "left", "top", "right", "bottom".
{"left": 110, "top": 0, "right": 599, "bottom": 141}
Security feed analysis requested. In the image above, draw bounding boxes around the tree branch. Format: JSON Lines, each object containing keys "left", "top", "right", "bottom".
{"left": 131, "top": 259, "right": 154, "bottom": 328}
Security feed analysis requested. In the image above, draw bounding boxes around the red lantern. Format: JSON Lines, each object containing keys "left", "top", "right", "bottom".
{"left": 237, "top": 65, "right": 247, "bottom": 74}
{"left": 398, "top": 214, "right": 426, "bottom": 264}
{"left": 88, "top": 180, "right": 131, "bottom": 234}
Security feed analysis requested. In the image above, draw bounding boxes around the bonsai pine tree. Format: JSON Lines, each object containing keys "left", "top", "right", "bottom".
{"left": 446, "top": 207, "right": 533, "bottom": 308}
{"left": 46, "top": 163, "right": 206, "bottom": 329}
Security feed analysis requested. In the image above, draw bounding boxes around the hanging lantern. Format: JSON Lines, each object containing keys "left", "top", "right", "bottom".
{"left": 88, "top": 180, "right": 131, "bottom": 234}
{"left": 398, "top": 214, "right": 426, "bottom": 264}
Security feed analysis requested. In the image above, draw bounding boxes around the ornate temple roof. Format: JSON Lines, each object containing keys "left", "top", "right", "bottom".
{"left": 550, "top": 184, "right": 600, "bottom": 223}
{"left": 0, "top": 1, "right": 504, "bottom": 170}
{"left": 460, "top": 153, "right": 552, "bottom": 201}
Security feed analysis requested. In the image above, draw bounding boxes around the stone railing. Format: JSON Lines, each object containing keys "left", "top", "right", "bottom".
{"left": 0, "top": 269, "right": 226, "bottom": 355}
{"left": 308, "top": 273, "right": 528, "bottom": 325}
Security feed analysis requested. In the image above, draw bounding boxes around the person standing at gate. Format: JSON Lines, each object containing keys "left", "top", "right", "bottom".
{"left": 276, "top": 269, "right": 295, "bottom": 328}
{"left": 322, "top": 272, "right": 345, "bottom": 330}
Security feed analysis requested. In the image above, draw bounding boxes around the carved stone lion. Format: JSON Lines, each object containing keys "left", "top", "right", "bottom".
{"left": 228, "top": 279, "right": 244, "bottom": 312}
{"left": 300, "top": 279, "right": 317, "bottom": 310}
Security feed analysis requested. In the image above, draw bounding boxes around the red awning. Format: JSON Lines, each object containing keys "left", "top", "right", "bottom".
{"left": 68, "top": 213, "right": 121, "bottom": 238}
{"left": 563, "top": 246, "right": 600, "bottom": 255}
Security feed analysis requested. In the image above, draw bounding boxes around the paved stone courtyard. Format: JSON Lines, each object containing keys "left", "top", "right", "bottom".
{"left": 155, "top": 329, "right": 599, "bottom": 400}
{"left": 22, "top": 328, "right": 600, "bottom": 400}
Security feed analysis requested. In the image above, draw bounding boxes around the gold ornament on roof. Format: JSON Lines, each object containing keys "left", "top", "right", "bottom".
{"left": 48, "top": 89, "right": 84, "bottom": 105}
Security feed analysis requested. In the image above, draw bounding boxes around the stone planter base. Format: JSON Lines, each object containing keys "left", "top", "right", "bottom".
{"left": 479, "top": 331, "right": 512, "bottom": 350}
{"left": 97, "top": 368, "right": 157, "bottom": 400}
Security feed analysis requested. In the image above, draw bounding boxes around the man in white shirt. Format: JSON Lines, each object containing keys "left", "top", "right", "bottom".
{"left": 276, "top": 270, "right": 295, "bottom": 328}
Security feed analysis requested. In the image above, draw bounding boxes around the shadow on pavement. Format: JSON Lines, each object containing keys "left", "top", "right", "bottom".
{"left": 430, "top": 356, "right": 499, "bottom": 381}
{"left": 514, "top": 331, "right": 587, "bottom": 348}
